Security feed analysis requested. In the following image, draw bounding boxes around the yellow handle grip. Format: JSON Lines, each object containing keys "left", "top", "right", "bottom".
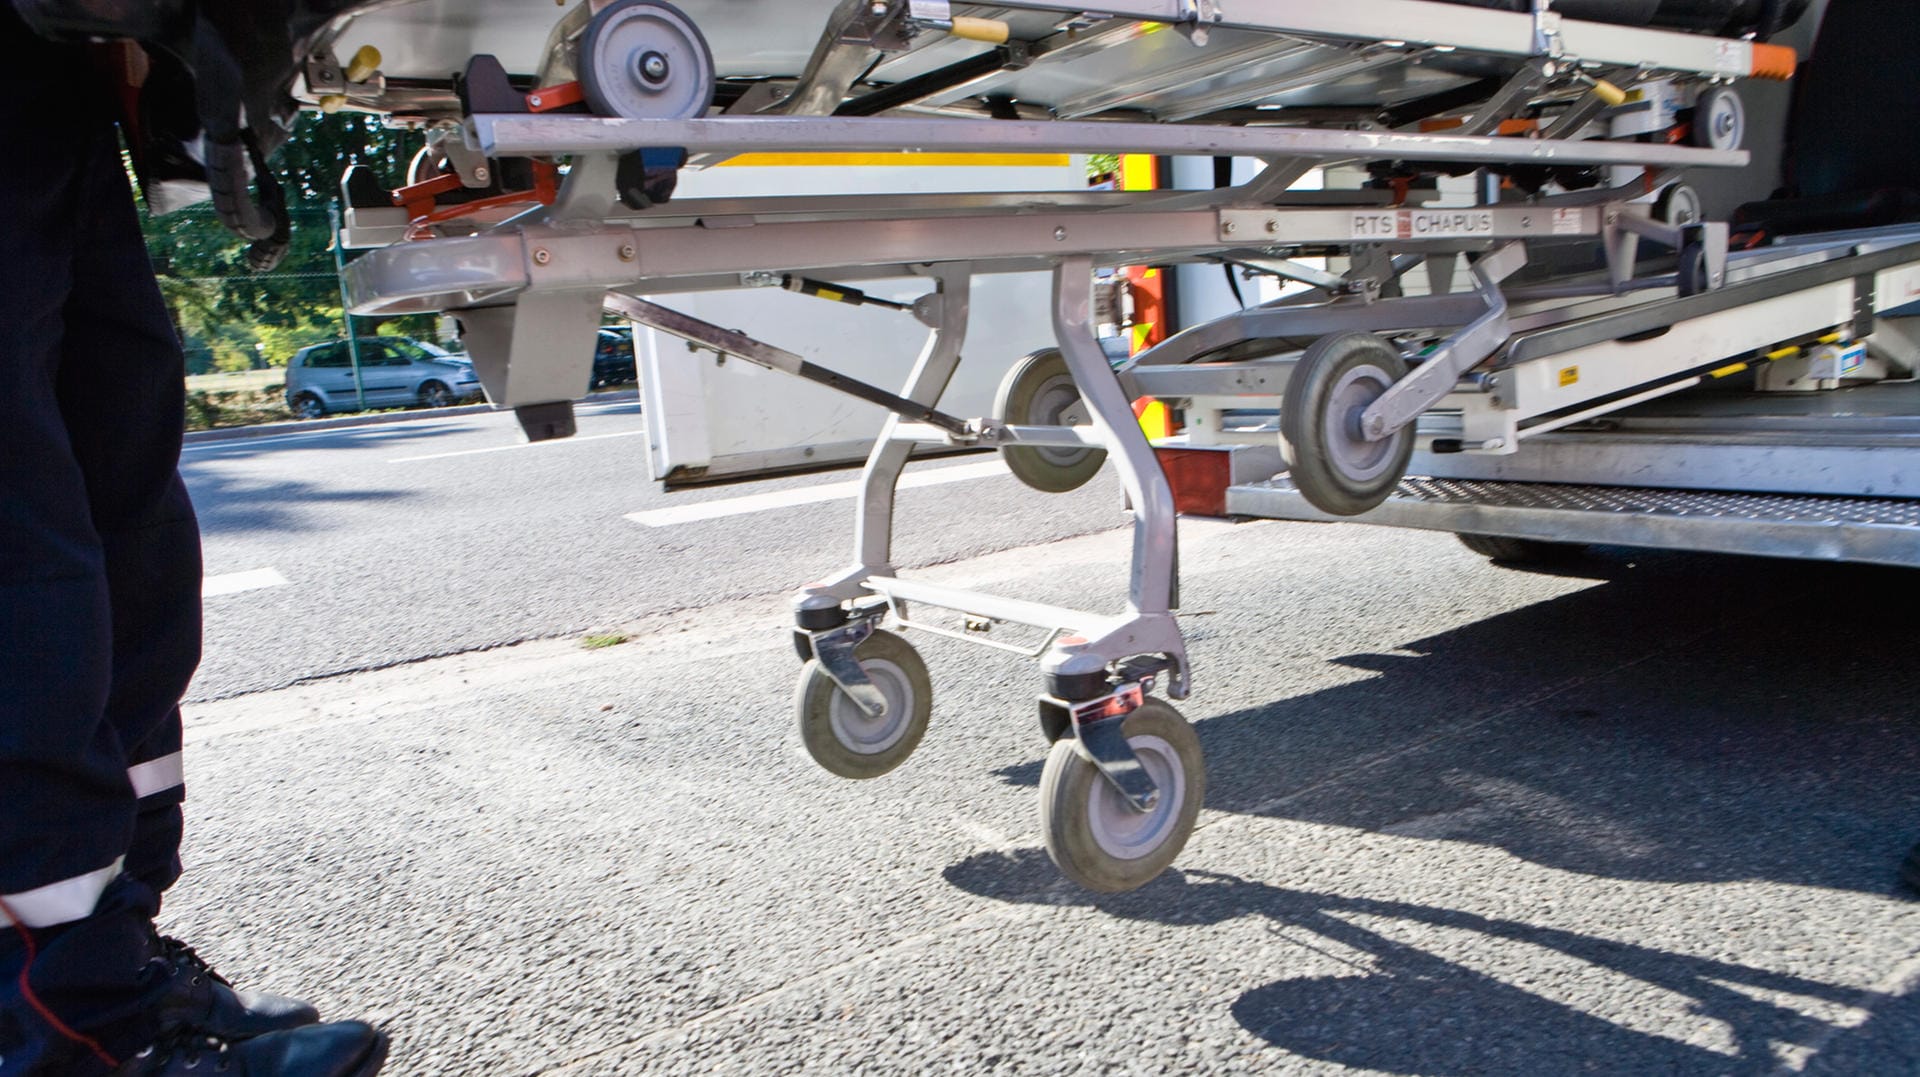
{"left": 346, "top": 45, "right": 382, "bottom": 84}
{"left": 1587, "top": 77, "right": 1628, "bottom": 107}
{"left": 949, "top": 16, "right": 1010, "bottom": 44}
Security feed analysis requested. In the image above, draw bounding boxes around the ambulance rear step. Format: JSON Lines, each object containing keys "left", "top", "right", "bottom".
{"left": 1227, "top": 476, "right": 1920, "bottom": 568}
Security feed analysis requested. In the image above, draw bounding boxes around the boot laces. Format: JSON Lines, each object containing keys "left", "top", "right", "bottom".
{"left": 157, "top": 935, "right": 234, "bottom": 988}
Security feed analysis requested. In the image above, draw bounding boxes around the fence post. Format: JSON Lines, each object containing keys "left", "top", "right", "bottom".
{"left": 330, "top": 202, "right": 368, "bottom": 410}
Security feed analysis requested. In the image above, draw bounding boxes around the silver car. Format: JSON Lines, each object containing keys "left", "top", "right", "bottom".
{"left": 284, "top": 338, "right": 481, "bottom": 419}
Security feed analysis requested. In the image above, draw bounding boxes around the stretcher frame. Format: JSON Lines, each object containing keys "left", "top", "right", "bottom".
{"left": 333, "top": 0, "right": 1809, "bottom": 890}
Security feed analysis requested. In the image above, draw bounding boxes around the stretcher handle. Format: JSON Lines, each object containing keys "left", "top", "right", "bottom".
{"left": 949, "top": 16, "right": 1010, "bottom": 44}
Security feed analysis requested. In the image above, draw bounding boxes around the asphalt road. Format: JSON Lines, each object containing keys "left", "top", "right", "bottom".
{"left": 168, "top": 411, "right": 1920, "bottom": 1074}
{"left": 180, "top": 401, "right": 1132, "bottom": 702}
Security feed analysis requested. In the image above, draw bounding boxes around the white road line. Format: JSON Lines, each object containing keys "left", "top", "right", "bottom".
{"left": 626, "top": 460, "right": 1009, "bottom": 527}
{"left": 203, "top": 568, "right": 289, "bottom": 598}
{"left": 389, "top": 429, "right": 646, "bottom": 463}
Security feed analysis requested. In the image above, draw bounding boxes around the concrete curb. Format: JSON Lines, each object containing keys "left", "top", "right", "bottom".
{"left": 182, "top": 388, "right": 641, "bottom": 444}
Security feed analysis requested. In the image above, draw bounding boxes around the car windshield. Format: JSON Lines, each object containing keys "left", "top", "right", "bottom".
{"left": 379, "top": 339, "right": 449, "bottom": 362}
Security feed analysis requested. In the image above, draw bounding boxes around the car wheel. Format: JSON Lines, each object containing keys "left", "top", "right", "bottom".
{"left": 420, "top": 381, "right": 455, "bottom": 408}
{"left": 291, "top": 393, "right": 326, "bottom": 420}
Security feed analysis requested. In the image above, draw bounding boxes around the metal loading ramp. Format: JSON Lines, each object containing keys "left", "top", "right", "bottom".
{"left": 1227, "top": 476, "right": 1920, "bottom": 568}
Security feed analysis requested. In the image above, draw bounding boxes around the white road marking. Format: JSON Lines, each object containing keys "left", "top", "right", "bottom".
{"left": 203, "top": 568, "right": 289, "bottom": 598}
{"left": 626, "top": 460, "right": 1009, "bottom": 527}
{"left": 388, "top": 429, "right": 646, "bottom": 463}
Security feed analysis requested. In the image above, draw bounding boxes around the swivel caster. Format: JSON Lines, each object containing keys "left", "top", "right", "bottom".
{"left": 993, "top": 348, "right": 1107, "bottom": 493}
{"left": 1690, "top": 86, "right": 1746, "bottom": 152}
{"left": 1280, "top": 332, "right": 1415, "bottom": 517}
{"left": 578, "top": 0, "right": 717, "bottom": 121}
{"left": 1039, "top": 698, "right": 1205, "bottom": 893}
{"left": 795, "top": 629, "right": 931, "bottom": 779}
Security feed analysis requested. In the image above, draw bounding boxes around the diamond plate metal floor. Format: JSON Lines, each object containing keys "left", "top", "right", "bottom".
{"left": 1227, "top": 476, "right": 1920, "bottom": 567}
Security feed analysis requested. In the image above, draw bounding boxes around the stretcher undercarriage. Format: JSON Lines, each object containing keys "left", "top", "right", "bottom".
{"left": 316, "top": 0, "right": 1861, "bottom": 891}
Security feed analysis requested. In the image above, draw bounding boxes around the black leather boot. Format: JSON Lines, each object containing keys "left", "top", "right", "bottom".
{"left": 112, "top": 1021, "right": 387, "bottom": 1076}
{"left": 150, "top": 936, "right": 322, "bottom": 1039}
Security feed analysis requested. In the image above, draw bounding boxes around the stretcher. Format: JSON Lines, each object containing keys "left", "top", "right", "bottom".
{"left": 145, "top": 0, "right": 1841, "bottom": 890}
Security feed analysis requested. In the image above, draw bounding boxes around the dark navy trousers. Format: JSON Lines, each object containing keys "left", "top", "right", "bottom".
{"left": 1, "top": 9, "right": 204, "bottom": 1074}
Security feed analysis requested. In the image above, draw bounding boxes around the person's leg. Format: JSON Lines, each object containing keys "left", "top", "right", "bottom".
{"left": 0, "top": 14, "right": 172, "bottom": 1073}
{"left": 53, "top": 72, "right": 202, "bottom": 908}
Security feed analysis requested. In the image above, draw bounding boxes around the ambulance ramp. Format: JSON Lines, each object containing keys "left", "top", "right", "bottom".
{"left": 1227, "top": 476, "right": 1920, "bottom": 568}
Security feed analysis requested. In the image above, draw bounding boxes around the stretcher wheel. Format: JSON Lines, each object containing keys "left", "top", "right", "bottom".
{"left": 1691, "top": 86, "right": 1745, "bottom": 151}
{"left": 578, "top": 0, "right": 716, "bottom": 121}
{"left": 1280, "top": 332, "right": 1415, "bottom": 517}
{"left": 1040, "top": 699, "right": 1204, "bottom": 893}
{"left": 1653, "top": 183, "right": 1703, "bottom": 226}
{"left": 1677, "top": 238, "right": 1718, "bottom": 297}
{"left": 993, "top": 348, "right": 1107, "bottom": 493}
{"left": 795, "top": 629, "right": 931, "bottom": 780}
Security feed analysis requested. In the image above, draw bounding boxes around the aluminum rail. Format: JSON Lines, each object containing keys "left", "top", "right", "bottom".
{"left": 467, "top": 114, "right": 1749, "bottom": 171}
{"left": 959, "top": 0, "right": 1782, "bottom": 78}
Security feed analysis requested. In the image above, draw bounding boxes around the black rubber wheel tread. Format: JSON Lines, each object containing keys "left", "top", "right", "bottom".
{"left": 795, "top": 629, "right": 931, "bottom": 780}
{"left": 205, "top": 138, "right": 278, "bottom": 242}
{"left": 291, "top": 393, "right": 326, "bottom": 421}
{"left": 420, "top": 381, "right": 454, "bottom": 408}
{"left": 1279, "top": 332, "right": 1416, "bottom": 517}
{"left": 1677, "top": 240, "right": 1713, "bottom": 297}
{"left": 1456, "top": 532, "right": 1587, "bottom": 563}
{"left": 994, "top": 348, "right": 1108, "bottom": 494}
{"left": 1040, "top": 699, "right": 1205, "bottom": 893}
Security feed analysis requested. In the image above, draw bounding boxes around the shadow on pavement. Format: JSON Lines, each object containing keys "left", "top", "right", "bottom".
{"left": 183, "top": 418, "right": 474, "bottom": 460}
{"left": 946, "top": 850, "right": 1887, "bottom": 1074}
{"left": 186, "top": 469, "right": 416, "bottom": 536}
{"left": 992, "top": 549, "right": 1920, "bottom": 895}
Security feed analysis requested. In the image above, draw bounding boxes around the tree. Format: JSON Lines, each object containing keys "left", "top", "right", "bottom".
{"left": 139, "top": 111, "right": 432, "bottom": 371}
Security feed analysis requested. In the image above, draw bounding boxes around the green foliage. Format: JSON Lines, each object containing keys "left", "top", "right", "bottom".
{"left": 183, "top": 386, "right": 288, "bottom": 432}
{"left": 139, "top": 112, "right": 430, "bottom": 381}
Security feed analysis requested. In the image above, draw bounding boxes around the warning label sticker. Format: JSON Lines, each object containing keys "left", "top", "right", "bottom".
{"left": 1351, "top": 210, "right": 1496, "bottom": 241}
{"left": 1551, "top": 208, "right": 1584, "bottom": 236}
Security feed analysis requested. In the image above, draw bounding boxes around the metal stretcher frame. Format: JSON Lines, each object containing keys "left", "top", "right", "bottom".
{"left": 333, "top": 0, "right": 1805, "bottom": 892}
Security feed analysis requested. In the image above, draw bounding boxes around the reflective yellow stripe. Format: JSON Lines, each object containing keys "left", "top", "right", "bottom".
{"left": 717, "top": 152, "right": 1074, "bottom": 168}
{"left": 1709, "top": 361, "right": 1750, "bottom": 379}
{"left": 1764, "top": 345, "right": 1800, "bottom": 361}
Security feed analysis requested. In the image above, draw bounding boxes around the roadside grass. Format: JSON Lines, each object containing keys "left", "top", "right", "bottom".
{"left": 186, "top": 369, "right": 287, "bottom": 394}
{"left": 580, "top": 632, "right": 632, "bottom": 650}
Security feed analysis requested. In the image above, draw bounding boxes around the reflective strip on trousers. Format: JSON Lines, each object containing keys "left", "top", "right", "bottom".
{"left": 0, "top": 858, "right": 124, "bottom": 929}
{"left": 128, "top": 751, "right": 184, "bottom": 799}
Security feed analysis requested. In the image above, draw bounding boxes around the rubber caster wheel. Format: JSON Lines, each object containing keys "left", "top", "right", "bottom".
{"left": 1677, "top": 236, "right": 1720, "bottom": 297}
{"left": 1280, "top": 332, "right": 1415, "bottom": 517}
{"left": 1457, "top": 532, "right": 1586, "bottom": 564}
{"left": 795, "top": 629, "right": 931, "bottom": 780}
{"left": 1040, "top": 699, "right": 1205, "bottom": 893}
{"left": 1691, "top": 86, "right": 1746, "bottom": 152}
{"left": 579, "top": 0, "right": 716, "bottom": 121}
{"left": 1653, "top": 183, "right": 1703, "bottom": 226}
{"left": 993, "top": 348, "right": 1107, "bottom": 493}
